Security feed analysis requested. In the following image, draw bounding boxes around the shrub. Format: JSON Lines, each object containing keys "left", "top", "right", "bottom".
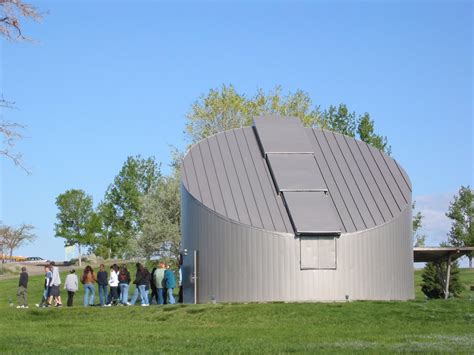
{"left": 421, "top": 260, "right": 463, "bottom": 299}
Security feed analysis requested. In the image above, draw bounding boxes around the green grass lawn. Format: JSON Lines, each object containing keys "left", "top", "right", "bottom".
{"left": 0, "top": 268, "right": 472, "bottom": 353}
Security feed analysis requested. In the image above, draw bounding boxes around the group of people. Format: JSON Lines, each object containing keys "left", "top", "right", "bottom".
{"left": 16, "top": 260, "right": 183, "bottom": 308}
{"left": 16, "top": 261, "right": 62, "bottom": 308}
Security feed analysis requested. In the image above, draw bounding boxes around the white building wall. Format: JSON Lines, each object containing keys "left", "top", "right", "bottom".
{"left": 181, "top": 185, "right": 414, "bottom": 303}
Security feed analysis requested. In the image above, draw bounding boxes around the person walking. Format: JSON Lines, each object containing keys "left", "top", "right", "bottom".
{"left": 150, "top": 266, "right": 158, "bottom": 305}
{"left": 107, "top": 264, "right": 119, "bottom": 306}
{"left": 81, "top": 265, "right": 96, "bottom": 307}
{"left": 64, "top": 269, "right": 79, "bottom": 307}
{"left": 48, "top": 261, "right": 63, "bottom": 307}
{"left": 97, "top": 264, "right": 108, "bottom": 306}
{"left": 154, "top": 261, "right": 166, "bottom": 305}
{"left": 16, "top": 267, "right": 28, "bottom": 309}
{"left": 163, "top": 266, "right": 176, "bottom": 305}
{"left": 35, "top": 265, "right": 52, "bottom": 308}
{"left": 178, "top": 254, "right": 183, "bottom": 303}
{"left": 133, "top": 263, "right": 150, "bottom": 306}
{"left": 118, "top": 265, "right": 131, "bottom": 305}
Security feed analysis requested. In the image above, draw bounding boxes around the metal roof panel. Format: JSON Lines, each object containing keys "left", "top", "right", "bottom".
{"left": 282, "top": 191, "right": 341, "bottom": 236}
{"left": 253, "top": 116, "right": 314, "bottom": 154}
{"left": 266, "top": 154, "right": 327, "bottom": 192}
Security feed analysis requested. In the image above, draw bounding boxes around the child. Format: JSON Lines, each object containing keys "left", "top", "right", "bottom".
{"left": 17, "top": 267, "right": 28, "bottom": 309}
{"left": 64, "top": 269, "right": 79, "bottom": 307}
{"left": 35, "top": 265, "right": 52, "bottom": 308}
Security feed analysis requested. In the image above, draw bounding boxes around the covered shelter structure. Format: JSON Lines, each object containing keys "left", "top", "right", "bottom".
{"left": 180, "top": 116, "right": 414, "bottom": 303}
{"left": 414, "top": 247, "right": 474, "bottom": 299}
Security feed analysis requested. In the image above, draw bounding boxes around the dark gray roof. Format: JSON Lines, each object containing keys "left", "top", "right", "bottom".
{"left": 181, "top": 116, "right": 411, "bottom": 235}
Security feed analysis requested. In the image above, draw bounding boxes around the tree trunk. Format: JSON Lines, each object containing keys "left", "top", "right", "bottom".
{"left": 108, "top": 247, "right": 111, "bottom": 260}
{"left": 78, "top": 244, "right": 82, "bottom": 267}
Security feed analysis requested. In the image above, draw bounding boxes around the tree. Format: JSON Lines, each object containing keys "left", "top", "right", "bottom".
{"left": 412, "top": 202, "right": 426, "bottom": 247}
{"left": 0, "top": 0, "right": 43, "bottom": 41}
{"left": 185, "top": 85, "right": 390, "bottom": 154}
{"left": 0, "top": 223, "right": 36, "bottom": 258}
{"left": 54, "top": 189, "right": 99, "bottom": 266}
{"left": 446, "top": 186, "right": 474, "bottom": 267}
{"left": 97, "top": 156, "right": 161, "bottom": 258}
{"left": 357, "top": 113, "right": 391, "bottom": 154}
{"left": 421, "top": 260, "right": 463, "bottom": 299}
{"left": 1, "top": 1, "right": 43, "bottom": 171}
{"left": 140, "top": 168, "right": 181, "bottom": 261}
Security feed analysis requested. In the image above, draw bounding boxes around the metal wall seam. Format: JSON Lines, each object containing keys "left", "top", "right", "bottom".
{"left": 207, "top": 135, "right": 240, "bottom": 221}
{"left": 355, "top": 140, "right": 398, "bottom": 218}
{"left": 346, "top": 136, "right": 393, "bottom": 222}
{"left": 192, "top": 144, "right": 216, "bottom": 210}
{"left": 333, "top": 133, "right": 377, "bottom": 227}
{"left": 328, "top": 131, "right": 375, "bottom": 228}
{"left": 309, "top": 129, "right": 350, "bottom": 232}
{"left": 314, "top": 130, "right": 358, "bottom": 231}
{"left": 235, "top": 128, "right": 275, "bottom": 231}
{"left": 184, "top": 151, "right": 202, "bottom": 201}
{"left": 367, "top": 144, "right": 406, "bottom": 210}
{"left": 199, "top": 140, "right": 227, "bottom": 217}
{"left": 379, "top": 150, "right": 410, "bottom": 204}
{"left": 322, "top": 131, "right": 366, "bottom": 231}
{"left": 341, "top": 135, "right": 386, "bottom": 225}
{"left": 216, "top": 132, "right": 251, "bottom": 225}
{"left": 394, "top": 160, "right": 412, "bottom": 192}
{"left": 225, "top": 130, "right": 264, "bottom": 229}
{"left": 243, "top": 127, "right": 290, "bottom": 233}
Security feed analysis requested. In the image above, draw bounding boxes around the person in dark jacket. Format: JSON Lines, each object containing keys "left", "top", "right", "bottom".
{"left": 118, "top": 265, "right": 131, "bottom": 305}
{"left": 17, "top": 267, "right": 28, "bottom": 308}
{"left": 163, "top": 267, "right": 176, "bottom": 305}
{"left": 149, "top": 266, "right": 158, "bottom": 305}
{"left": 132, "top": 263, "right": 150, "bottom": 306}
{"left": 97, "top": 264, "right": 108, "bottom": 306}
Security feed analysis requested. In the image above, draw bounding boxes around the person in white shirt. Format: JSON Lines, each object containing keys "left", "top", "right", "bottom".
{"left": 64, "top": 269, "right": 79, "bottom": 307}
{"left": 107, "top": 264, "right": 119, "bottom": 306}
{"left": 47, "top": 262, "right": 62, "bottom": 307}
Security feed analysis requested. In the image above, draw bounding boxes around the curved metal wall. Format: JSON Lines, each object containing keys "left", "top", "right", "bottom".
{"left": 182, "top": 185, "right": 414, "bottom": 303}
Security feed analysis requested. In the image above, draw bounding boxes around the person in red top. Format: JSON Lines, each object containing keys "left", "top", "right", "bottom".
{"left": 81, "top": 265, "right": 97, "bottom": 307}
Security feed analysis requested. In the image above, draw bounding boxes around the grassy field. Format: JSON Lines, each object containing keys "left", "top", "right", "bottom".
{"left": 0, "top": 267, "right": 472, "bottom": 353}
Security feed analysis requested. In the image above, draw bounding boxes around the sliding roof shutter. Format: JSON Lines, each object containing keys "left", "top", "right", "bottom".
{"left": 253, "top": 116, "right": 341, "bottom": 237}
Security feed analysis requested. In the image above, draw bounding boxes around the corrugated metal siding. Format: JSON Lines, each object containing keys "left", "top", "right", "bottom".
{"left": 182, "top": 125, "right": 411, "bottom": 234}
{"left": 181, "top": 186, "right": 414, "bottom": 302}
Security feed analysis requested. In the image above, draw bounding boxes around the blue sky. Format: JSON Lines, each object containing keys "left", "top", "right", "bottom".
{"left": 1, "top": 0, "right": 472, "bottom": 262}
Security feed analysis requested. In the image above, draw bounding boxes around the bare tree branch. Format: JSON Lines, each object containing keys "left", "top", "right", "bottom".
{"left": 0, "top": 0, "right": 43, "bottom": 41}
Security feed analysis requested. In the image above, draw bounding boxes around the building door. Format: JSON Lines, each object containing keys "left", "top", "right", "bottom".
{"left": 183, "top": 250, "right": 198, "bottom": 304}
{"left": 300, "top": 237, "right": 337, "bottom": 269}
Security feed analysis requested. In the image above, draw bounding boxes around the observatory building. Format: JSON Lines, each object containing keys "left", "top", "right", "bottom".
{"left": 180, "top": 116, "right": 414, "bottom": 303}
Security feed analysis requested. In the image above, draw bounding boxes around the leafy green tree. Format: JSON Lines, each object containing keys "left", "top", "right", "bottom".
{"left": 140, "top": 171, "right": 181, "bottom": 260}
{"left": 185, "top": 85, "right": 390, "bottom": 154}
{"left": 55, "top": 189, "right": 100, "bottom": 266}
{"left": 446, "top": 186, "right": 474, "bottom": 267}
{"left": 421, "top": 260, "right": 463, "bottom": 299}
{"left": 185, "top": 85, "right": 321, "bottom": 143}
{"left": 412, "top": 202, "right": 426, "bottom": 247}
{"left": 320, "top": 104, "right": 356, "bottom": 137}
{"left": 97, "top": 155, "right": 161, "bottom": 258}
{"left": 357, "top": 113, "right": 391, "bottom": 154}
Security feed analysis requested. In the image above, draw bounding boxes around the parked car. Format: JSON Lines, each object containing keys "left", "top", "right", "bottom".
{"left": 24, "top": 257, "right": 50, "bottom": 265}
